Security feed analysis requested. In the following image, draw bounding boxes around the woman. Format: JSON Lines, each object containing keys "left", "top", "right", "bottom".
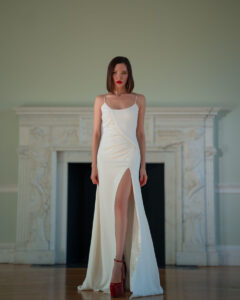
{"left": 77, "top": 56, "right": 164, "bottom": 298}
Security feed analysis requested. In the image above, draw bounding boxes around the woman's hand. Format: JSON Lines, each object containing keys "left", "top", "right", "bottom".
{"left": 90, "top": 165, "right": 99, "bottom": 185}
{"left": 139, "top": 166, "right": 148, "bottom": 187}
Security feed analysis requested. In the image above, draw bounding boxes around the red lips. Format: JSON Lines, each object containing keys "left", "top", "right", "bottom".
{"left": 116, "top": 80, "right": 122, "bottom": 84}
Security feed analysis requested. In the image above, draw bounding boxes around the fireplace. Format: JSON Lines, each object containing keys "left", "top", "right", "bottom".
{"left": 63, "top": 161, "right": 165, "bottom": 267}
{"left": 11, "top": 106, "right": 220, "bottom": 266}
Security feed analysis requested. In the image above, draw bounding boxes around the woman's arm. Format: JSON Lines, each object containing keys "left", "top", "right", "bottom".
{"left": 136, "top": 94, "right": 147, "bottom": 171}
{"left": 91, "top": 95, "right": 102, "bottom": 168}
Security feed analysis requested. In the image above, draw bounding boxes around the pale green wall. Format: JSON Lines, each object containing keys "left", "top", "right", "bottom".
{"left": 0, "top": 0, "right": 239, "bottom": 245}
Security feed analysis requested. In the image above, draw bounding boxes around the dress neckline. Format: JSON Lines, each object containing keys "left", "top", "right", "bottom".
{"left": 104, "top": 102, "right": 138, "bottom": 111}
{"left": 104, "top": 93, "right": 138, "bottom": 111}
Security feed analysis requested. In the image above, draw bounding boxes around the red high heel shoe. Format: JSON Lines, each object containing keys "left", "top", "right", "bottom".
{"left": 110, "top": 257, "right": 126, "bottom": 297}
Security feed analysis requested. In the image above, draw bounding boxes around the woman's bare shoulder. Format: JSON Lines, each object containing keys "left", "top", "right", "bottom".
{"left": 135, "top": 93, "right": 146, "bottom": 106}
{"left": 134, "top": 92, "right": 145, "bottom": 98}
{"left": 95, "top": 94, "right": 106, "bottom": 100}
{"left": 94, "top": 94, "right": 105, "bottom": 106}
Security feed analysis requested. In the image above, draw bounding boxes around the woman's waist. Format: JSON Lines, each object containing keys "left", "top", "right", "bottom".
{"left": 100, "top": 134, "right": 139, "bottom": 149}
{"left": 101, "top": 130, "right": 138, "bottom": 141}
{"left": 97, "top": 142, "right": 140, "bottom": 164}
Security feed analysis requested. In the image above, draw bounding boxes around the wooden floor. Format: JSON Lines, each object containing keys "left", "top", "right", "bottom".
{"left": 0, "top": 264, "right": 240, "bottom": 299}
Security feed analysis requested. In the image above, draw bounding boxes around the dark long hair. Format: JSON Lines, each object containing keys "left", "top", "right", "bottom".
{"left": 106, "top": 56, "right": 134, "bottom": 93}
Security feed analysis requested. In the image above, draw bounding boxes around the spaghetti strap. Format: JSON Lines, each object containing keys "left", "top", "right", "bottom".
{"left": 135, "top": 94, "right": 137, "bottom": 104}
{"left": 104, "top": 95, "right": 106, "bottom": 103}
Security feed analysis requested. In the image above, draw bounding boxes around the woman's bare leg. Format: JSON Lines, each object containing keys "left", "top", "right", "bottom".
{"left": 111, "top": 168, "right": 132, "bottom": 283}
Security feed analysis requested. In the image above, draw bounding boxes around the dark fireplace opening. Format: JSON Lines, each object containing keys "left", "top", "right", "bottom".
{"left": 66, "top": 163, "right": 165, "bottom": 267}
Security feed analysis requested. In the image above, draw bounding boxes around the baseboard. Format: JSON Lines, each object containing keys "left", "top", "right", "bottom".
{"left": 0, "top": 243, "right": 54, "bottom": 264}
{"left": 0, "top": 243, "right": 239, "bottom": 265}
{"left": 216, "top": 245, "right": 240, "bottom": 265}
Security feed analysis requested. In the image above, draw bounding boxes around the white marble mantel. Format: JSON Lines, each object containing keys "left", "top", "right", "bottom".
{"left": 6, "top": 106, "right": 221, "bottom": 265}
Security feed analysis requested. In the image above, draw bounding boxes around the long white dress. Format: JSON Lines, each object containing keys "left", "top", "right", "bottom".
{"left": 77, "top": 94, "right": 164, "bottom": 298}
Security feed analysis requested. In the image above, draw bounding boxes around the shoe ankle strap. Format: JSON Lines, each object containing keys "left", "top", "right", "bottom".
{"left": 114, "top": 257, "right": 123, "bottom": 263}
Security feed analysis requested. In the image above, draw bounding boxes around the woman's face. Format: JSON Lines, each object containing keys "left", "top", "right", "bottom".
{"left": 112, "top": 63, "right": 128, "bottom": 90}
